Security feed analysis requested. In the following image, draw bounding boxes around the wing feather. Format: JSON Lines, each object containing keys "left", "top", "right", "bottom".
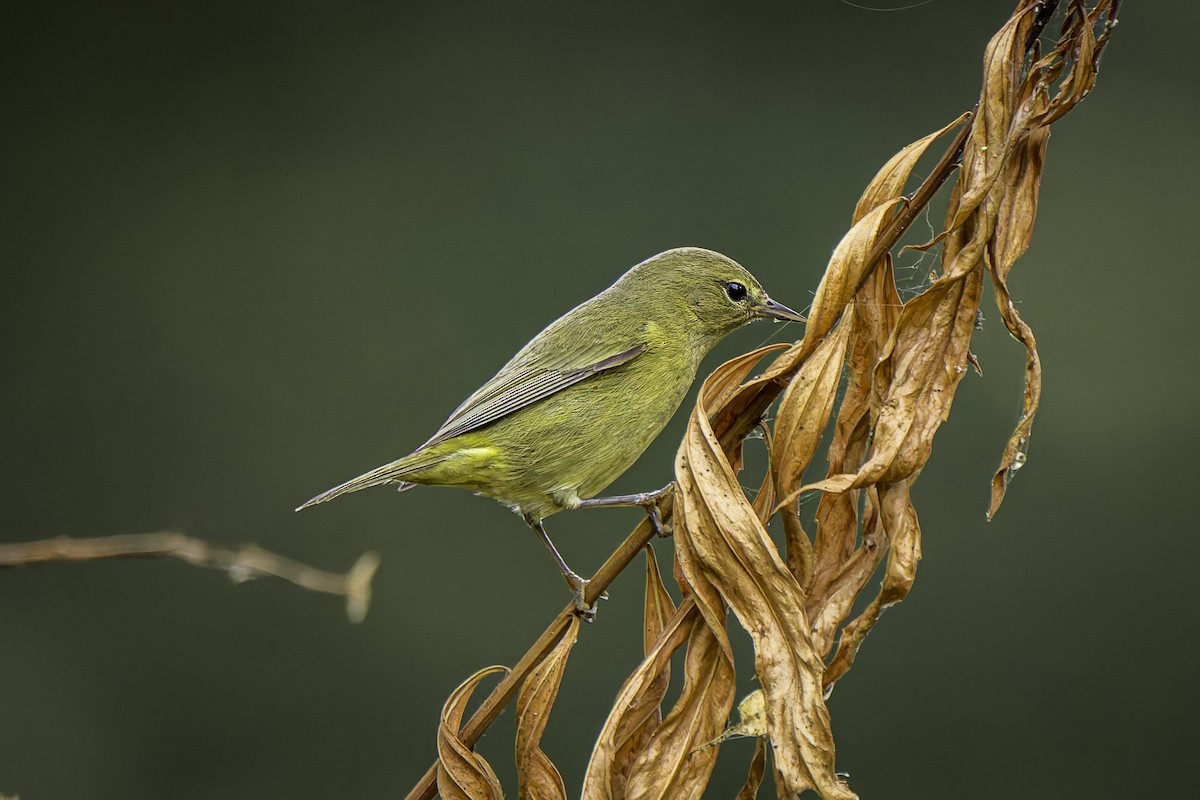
{"left": 421, "top": 341, "right": 646, "bottom": 448}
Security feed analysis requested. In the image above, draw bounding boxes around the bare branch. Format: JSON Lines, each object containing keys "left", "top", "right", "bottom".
{"left": 0, "top": 532, "right": 380, "bottom": 623}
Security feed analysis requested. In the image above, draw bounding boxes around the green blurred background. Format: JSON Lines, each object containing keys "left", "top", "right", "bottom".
{"left": 3, "top": 1, "right": 1195, "bottom": 797}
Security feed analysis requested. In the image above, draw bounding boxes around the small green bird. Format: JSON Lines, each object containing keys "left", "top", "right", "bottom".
{"left": 298, "top": 247, "right": 803, "bottom": 614}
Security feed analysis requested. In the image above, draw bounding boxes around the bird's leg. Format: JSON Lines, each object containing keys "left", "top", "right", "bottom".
{"left": 524, "top": 516, "right": 599, "bottom": 621}
{"left": 574, "top": 482, "right": 675, "bottom": 538}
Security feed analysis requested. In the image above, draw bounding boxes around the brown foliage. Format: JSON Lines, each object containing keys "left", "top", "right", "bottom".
{"left": 412, "top": 2, "right": 1118, "bottom": 798}
{"left": 516, "top": 617, "right": 580, "bottom": 800}
{"left": 580, "top": 547, "right": 678, "bottom": 800}
{"left": 437, "top": 666, "right": 509, "bottom": 800}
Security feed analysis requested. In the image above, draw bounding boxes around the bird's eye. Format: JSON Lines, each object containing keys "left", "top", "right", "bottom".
{"left": 724, "top": 282, "right": 747, "bottom": 302}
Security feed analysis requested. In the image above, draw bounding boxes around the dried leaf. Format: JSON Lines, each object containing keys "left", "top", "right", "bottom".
{"left": 949, "top": 6, "right": 1038, "bottom": 235}
{"left": 706, "top": 344, "right": 792, "bottom": 413}
{"left": 771, "top": 316, "right": 851, "bottom": 498}
{"left": 736, "top": 738, "right": 768, "bottom": 800}
{"left": 623, "top": 612, "right": 736, "bottom": 800}
{"left": 584, "top": 548, "right": 678, "bottom": 800}
{"left": 853, "top": 112, "right": 972, "bottom": 223}
{"left": 706, "top": 344, "right": 793, "bottom": 474}
{"left": 773, "top": 757, "right": 800, "bottom": 800}
{"left": 437, "top": 666, "right": 509, "bottom": 800}
{"left": 991, "top": 126, "right": 1047, "bottom": 275}
{"left": 582, "top": 601, "right": 697, "bottom": 800}
{"left": 674, "top": 369, "right": 856, "bottom": 799}
{"left": 769, "top": 315, "right": 852, "bottom": 596}
{"left": 803, "top": 200, "right": 905, "bottom": 349}
{"left": 642, "top": 545, "right": 677, "bottom": 655}
{"left": 750, "top": 424, "right": 776, "bottom": 526}
{"left": 515, "top": 617, "right": 579, "bottom": 800}
{"left": 781, "top": 504, "right": 814, "bottom": 591}
{"left": 704, "top": 198, "right": 903, "bottom": 459}
{"left": 824, "top": 481, "right": 922, "bottom": 688}
{"left": 986, "top": 125, "right": 1048, "bottom": 519}
{"left": 807, "top": 261, "right": 900, "bottom": 618}
{"left": 809, "top": 416, "right": 873, "bottom": 595}
{"left": 806, "top": 495, "right": 886, "bottom": 661}
{"left": 978, "top": 1, "right": 1114, "bottom": 517}
{"left": 797, "top": 267, "right": 985, "bottom": 499}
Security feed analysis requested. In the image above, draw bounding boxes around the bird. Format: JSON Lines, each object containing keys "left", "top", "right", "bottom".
{"left": 297, "top": 247, "right": 804, "bottom": 616}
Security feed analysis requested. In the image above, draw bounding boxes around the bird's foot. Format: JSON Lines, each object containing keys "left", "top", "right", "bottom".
{"left": 564, "top": 571, "right": 607, "bottom": 623}
{"left": 573, "top": 482, "right": 676, "bottom": 537}
{"left": 644, "top": 503, "right": 673, "bottom": 538}
{"left": 640, "top": 483, "right": 676, "bottom": 538}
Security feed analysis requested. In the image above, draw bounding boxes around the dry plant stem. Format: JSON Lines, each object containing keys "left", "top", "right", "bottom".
{"left": 410, "top": 78, "right": 979, "bottom": 800}
{"left": 0, "top": 532, "right": 380, "bottom": 622}
{"left": 404, "top": 512, "right": 665, "bottom": 800}
{"left": 416, "top": 3, "right": 1117, "bottom": 795}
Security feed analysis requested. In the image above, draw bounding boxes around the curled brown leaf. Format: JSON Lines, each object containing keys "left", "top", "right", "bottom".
{"left": 580, "top": 548, "right": 679, "bottom": 800}
{"left": 437, "top": 666, "right": 509, "bottom": 800}
{"left": 771, "top": 316, "right": 851, "bottom": 502}
{"left": 751, "top": 424, "right": 776, "bottom": 527}
{"left": 823, "top": 480, "right": 922, "bottom": 688}
{"left": 806, "top": 261, "right": 899, "bottom": 629}
{"left": 735, "top": 737, "right": 768, "bottom": 800}
{"left": 674, "top": 367, "right": 856, "bottom": 799}
{"left": 854, "top": 112, "right": 972, "bottom": 224}
{"left": 623, "top": 611, "right": 735, "bottom": 800}
{"left": 515, "top": 617, "right": 580, "bottom": 800}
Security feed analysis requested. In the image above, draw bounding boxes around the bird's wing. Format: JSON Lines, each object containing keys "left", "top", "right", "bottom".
{"left": 421, "top": 334, "right": 647, "bottom": 449}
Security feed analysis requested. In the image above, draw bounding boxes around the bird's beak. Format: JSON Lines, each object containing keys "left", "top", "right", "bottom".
{"left": 753, "top": 296, "right": 806, "bottom": 323}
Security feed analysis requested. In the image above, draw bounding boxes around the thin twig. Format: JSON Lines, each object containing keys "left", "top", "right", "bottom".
{"left": 1025, "top": 0, "right": 1062, "bottom": 50}
{"left": 0, "top": 532, "right": 380, "bottom": 623}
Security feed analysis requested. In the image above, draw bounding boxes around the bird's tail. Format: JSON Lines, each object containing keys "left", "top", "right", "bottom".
{"left": 295, "top": 452, "right": 446, "bottom": 511}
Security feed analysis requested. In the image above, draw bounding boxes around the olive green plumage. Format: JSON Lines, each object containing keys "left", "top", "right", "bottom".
{"left": 298, "top": 247, "right": 803, "bottom": 522}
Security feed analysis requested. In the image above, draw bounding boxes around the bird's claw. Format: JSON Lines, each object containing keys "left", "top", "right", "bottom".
{"left": 645, "top": 503, "right": 673, "bottom": 538}
{"left": 564, "top": 571, "right": 605, "bottom": 622}
{"left": 639, "top": 482, "right": 675, "bottom": 537}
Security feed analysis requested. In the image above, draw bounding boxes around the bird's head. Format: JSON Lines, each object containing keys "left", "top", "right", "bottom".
{"left": 624, "top": 247, "right": 804, "bottom": 341}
